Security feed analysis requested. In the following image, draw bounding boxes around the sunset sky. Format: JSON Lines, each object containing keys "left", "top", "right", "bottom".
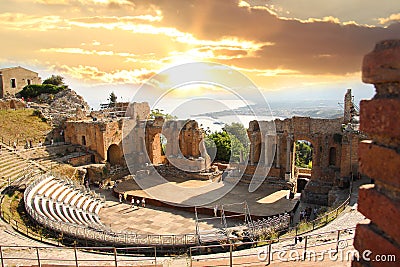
{"left": 1, "top": 0, "right": 399, "bottom": 108}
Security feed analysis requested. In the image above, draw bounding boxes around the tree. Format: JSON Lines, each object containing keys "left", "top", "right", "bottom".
{"left": 149, "top": 109, "right": 177, "bottom": 120}
{"left": 108, "top": 92, "right": 117, "bottom": 107}
{"left": 43, "top": 75, "right": 65, "bottom": 86}
{"left": 205, "top": 123, "right": 249, "bottom": 163}
{"left": 223, "top": 122, "right": 249, "bottom": 150}
{"left": 206, "top": 131, "right": 232, "bottom": 162}
{"left": 295, "top": 141, "right": 313, "bottom": 168}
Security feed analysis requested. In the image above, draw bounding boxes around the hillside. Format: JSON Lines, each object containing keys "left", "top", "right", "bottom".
{"left": 0, "top": 109, "right": 52, "bottom": 146}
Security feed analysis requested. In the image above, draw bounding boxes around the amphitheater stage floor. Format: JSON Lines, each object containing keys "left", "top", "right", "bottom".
{"left": 98, "top": 176, "right": 298, "bottom": 235}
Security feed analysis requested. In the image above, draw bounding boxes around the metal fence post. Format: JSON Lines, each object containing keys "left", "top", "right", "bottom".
{"left": 229, "top": 243, "right": 233, "bottom": 267}
{"left": 154, "top": 247, "right": 157, "bottom": 267}
{"left": 189, "top": 247, "right": 193, "bottom": 267}
{"left": 303, "top": 236, "right": 308, "bottom": 260}
{"left": 74, "top": 246, "right": 78, "bottom": 267}
{"left": 335, "top": 230, "right": 341, "bottom": 253}
{"left": 113, "top": 247, "right": 118, "bottom": 267}
{"left": 0, "top": 246, "right": 4, "bottom": 267}
{"left": 268, "top": 241, "right": 272, "bottom": 265}
{"left": 36, "top": 247, "right": 41, "bottom": 267}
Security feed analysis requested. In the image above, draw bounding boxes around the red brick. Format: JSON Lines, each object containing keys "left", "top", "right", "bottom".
{"left": 351, "top": 261, "right": 368, "bottom": 267}
{"left": 354, "top": 223, "right": 400, "bottom": 267}
{"left": 359, "top": 141, "right": 400, "bottom": 188}
{"left": 351, "top": 261, "right": 367, "bottom": 267}
{"left": 358, "top": 185, "right": 400, "bottom": 245}
{"left": 360, "top": 99, "right": 400, "bottom": 140}
{"left": 362, "top": 40, "right": 400, "bottom": 84}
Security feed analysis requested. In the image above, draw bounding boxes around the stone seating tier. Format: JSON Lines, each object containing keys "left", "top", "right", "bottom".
{"left": 26, "top": 175, "right": 105, "bottom": 231}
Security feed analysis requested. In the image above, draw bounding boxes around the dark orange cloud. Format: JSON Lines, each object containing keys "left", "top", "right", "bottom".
{"left": 128, "top": 0, "right": 400, "bottom": 75}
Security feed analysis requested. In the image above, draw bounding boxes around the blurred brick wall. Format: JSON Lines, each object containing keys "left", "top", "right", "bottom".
{"left": 353, "top": 40, "right": 400, "bottom": 266}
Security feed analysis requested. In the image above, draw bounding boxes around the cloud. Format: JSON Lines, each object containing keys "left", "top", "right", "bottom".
{"left": 53, "top": 64, "right": 156, "bottom": 84}
{"left": 0, "top": 13, "right": 69, "bottom": 31}
{"left": 378, "top": 13, "right": 400, "bottom": 25}
{"left": 1, "top": 0, "right": 399, "bottom": 93}
{"left": 263, "top": 0, "right": 400, "bottom": 26}
{"left": 127, "top": 0, "right": 400, "bottom": 75}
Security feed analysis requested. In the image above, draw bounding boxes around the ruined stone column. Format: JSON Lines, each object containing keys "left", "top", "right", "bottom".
{"left": 264, "top": 134, "right": 268, "bottom": 165}
{"left": 265, "top": 134, "right": 275, "bottom": 166}
{"left": 276, "top": 134, "right": 281, "bottom": 168}
{"left": 139, "top": 136, "right": 145, "bottom": 154}
{"left": 285, "top": 134, "right": 292, "bottom": 171}
{"left": 166, "top": 124, "right": 178, "bottom": 156}
{"left": 250, "top": 138, "right": 255, "bottom": 165}
{"left": 285, "top": 134, "right": 292, "bottom": 180}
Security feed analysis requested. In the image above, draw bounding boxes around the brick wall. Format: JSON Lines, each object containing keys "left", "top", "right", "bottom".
{"left": 353, "top": 40, "right": 400, "bottom": 266}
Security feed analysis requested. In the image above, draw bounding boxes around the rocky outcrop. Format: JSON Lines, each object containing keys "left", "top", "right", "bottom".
{"left": 30, "top": 89, "right": 90, "bottom": 127}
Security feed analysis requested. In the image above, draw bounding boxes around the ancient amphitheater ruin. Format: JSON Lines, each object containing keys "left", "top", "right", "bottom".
{"left": 0, "top": 40, "right": 398, "bottom": 266}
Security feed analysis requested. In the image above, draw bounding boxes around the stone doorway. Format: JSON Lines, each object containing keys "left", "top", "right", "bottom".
{"left": 107, "top": 144, "right": 123, "bottom": 165}
{"left": 293, "top": 140, "right": 313, "bottom": 192}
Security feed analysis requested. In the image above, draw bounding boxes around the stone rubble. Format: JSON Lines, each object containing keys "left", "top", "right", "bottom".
{"left": 29, "top": 88, "right": 90, "bottom": 127}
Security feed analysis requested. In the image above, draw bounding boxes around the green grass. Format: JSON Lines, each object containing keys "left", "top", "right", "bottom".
{"left": 0, "top": 188, "right": 60, "bottom": 244}
{"left": 0, "top": 109, "right": 52, "bottom": 144}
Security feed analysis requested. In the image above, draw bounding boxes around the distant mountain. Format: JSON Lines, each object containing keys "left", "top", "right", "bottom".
{"left": 196, "top": 100, "right": 343, "bottom": 119}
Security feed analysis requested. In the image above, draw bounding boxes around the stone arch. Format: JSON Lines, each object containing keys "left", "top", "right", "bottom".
{"left": 292, "top": 136, "right": 315, "bottom": 177}
{"left": 107, "top": 144, "right": 123, "bottom": 165}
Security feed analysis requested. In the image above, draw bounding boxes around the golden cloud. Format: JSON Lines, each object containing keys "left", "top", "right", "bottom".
{"left": 378, "top": 13, "right": 400, "bottom": 25}
{"left": 54, "top": 64, "right": 156, "bottom": 84}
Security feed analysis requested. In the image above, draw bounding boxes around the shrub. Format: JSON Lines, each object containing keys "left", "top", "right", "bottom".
{"left": 42, "top": 75, "right": 64, "bottom": 86}
{"left": 19, "top": 84, "right": 67, "bottom": 98}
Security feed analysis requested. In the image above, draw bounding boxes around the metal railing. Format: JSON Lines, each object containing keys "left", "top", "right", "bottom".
{"left": 283, "top": 196, "right": 351, "bottom": 237}
{"left": 0, "top": 245, "right": 159, "bottom": 267}
{"left": 189, "top": 227, "right": 356, "bottom": 266}
{"left": 0, "top": 227, "right": 356, "bottom": 267}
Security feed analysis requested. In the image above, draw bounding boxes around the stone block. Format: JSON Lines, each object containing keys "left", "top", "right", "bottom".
{"left": 362, "top": 40, "right": 400, "bottom": 84}
{"left": 359, "top": 141, "right": 400, "bottom": 188}
{"left": 354, "top": 223, "right": 400, "bottom": 267}
{"left": 358, "top": 184, "right": 400, "bottom": 245}
{"left": 360, "top": 99, "right": 400, "bottom": 142}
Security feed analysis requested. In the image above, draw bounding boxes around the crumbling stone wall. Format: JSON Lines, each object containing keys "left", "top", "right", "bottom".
{"left": 178, "top": 120, "right": 203, "bottom": 158}
{"left": 0, "top": 98, "right": 26, "bottom": 110}
{"left": 125, "top": 102, "right": 150, "bottom": 121}
{"left": 353, "top": 40, "right": 400, "bottom": 266}
{"left": 64, "top": 119, "right": 124, "bottom": 165}
{"left": 127, "top": 117, "right": 210, "bottom": 171}
{"left": 247, "top": 117, "right": 343, "bottom": 178}
{"left": 67, "top": 102, "right": 210, "bottom": 171}
{"left": 246, "top": 94, "right": 358, "bottom": 205}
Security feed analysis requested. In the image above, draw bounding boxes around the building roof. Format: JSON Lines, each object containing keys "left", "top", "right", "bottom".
{"left": 0, "top": 66, "right": 38, "bottom": 74}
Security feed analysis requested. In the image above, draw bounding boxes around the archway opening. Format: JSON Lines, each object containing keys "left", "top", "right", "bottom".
{"left": 107, "top": 144, "right": 123, "bottom": 165}
{"left": 294, "top": 140, "right": 313, "bottom": 193}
